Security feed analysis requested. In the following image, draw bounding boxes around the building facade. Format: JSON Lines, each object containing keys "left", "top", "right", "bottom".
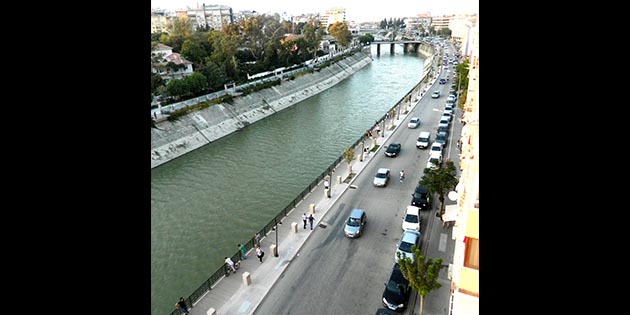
{"left": 450, "top": 15, "right": 479, "bottom": 315}
{"left": 321, "top": 7, "right": 346, "bottom": 30}
{"left": 184, "top": 4, "right": 234, "bottom": 31}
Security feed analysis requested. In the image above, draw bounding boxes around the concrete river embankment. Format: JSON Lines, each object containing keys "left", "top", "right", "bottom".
{"left": 151, "top": 51, "right": 373, "bottom": 169}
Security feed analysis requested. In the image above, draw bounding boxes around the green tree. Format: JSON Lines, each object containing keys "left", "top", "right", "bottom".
{"left": 328, "top": 22, "right": 352, "bottom": 47}
{"left": 358, "top": 34, "right": 374, "bottom": 45}
{"left": 420, "top": 160, "right": 458, "bottom": 216}
{"left": 166, "top": 78, "right": 187, "bottom": 100}
{"left": 185, "top": 72, "right": 208, "bottom": 96}
{"left": 397, "top": 245, "right": 446, "bottom": 315}
{"left": 181, "top": 37, "right": 209, "bottom": 66}
{"left": 302, "top": 19, "right": 324, "bottom": 59}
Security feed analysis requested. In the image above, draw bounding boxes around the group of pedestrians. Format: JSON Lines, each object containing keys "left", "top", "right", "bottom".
{"left": 302, "top": 212, "right": 315, "bottom": 230}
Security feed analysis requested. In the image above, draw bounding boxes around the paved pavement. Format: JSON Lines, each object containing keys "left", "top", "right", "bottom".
{"left": 184, "top": 74, "right": 459, "bottom": 315}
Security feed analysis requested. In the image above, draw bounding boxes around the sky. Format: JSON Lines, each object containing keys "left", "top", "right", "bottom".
{"left": 150, "top": 0, "right": 479, "bottom": 23}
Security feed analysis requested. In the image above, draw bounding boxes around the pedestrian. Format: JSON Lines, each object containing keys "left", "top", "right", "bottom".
{"left": 154, "top": 112, "right": 157, "bottom": 119}
{"left": 254, "top": 232, "right": 261, "bottom": 246}
{"left": 256, "top": 244, "right": 265, "bottom": 263}
{"left": 238, "top": 243, "right": 247, "bottom": 260}
{"left": 324, "top": 179, "right": 330, "bottom": 190}
{"left": 302, "top": 213, "right": 308, "bottom": 229}
{"left": 175, "top": 297, "right": 189, "bottom": 314}
{"left": 399, "top": 170, "right": 405, "bottom": 183}
{"left": 225, "top": 256, "right": 237, "bottom": 273}
{"left": 308, "top": 213, "right": 315, "bottom": 230}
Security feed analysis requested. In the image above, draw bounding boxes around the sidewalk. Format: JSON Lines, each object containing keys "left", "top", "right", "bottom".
{"left": 187, "top": 76, "right": 453, "bottom": 315}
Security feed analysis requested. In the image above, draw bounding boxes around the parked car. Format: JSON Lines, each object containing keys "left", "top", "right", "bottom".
{"left": 344, "top": 208, "right": 367, "bottom": 238}
{"left": 435, "top": 130, "right": 448, "bottom": 147}
{"left": 402, "top": 205, "right": 421, "bottom": 231}
{"left": 430, "top": 142, "right": 443, "bottom": 156}
{"left": 431, "top": 90, "right": 440, "bottom": 98}
{"left": 426, "top": 151, "right": 443, "bottom": 169}
{"left": 395, "top": 229, "right": 421, "bottom": 263}
{"left": 381, "top": 263, "right": 412, "bottom": 312}
{"left": 410, "top": 184, "right": 431, "bottom": 210}
{"left": 441, "top": 113, "right": 452, "bottom": 122}
{"left": 384, "top": 143, "right": 401, "bottom": 157}
{"left": 373, "top": 168, "right": 391, "bottom": 187}
{"left": 438, "top": 118, "right": 449, "bottom": 129}
{"left": 407, "top": 117, "right": 421, "bottom": 129}
{"left": 444, "top": 106, "right": 454, "bottom": 116}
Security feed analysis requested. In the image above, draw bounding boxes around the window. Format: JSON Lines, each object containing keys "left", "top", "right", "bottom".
{"left": 464, "top": 237, "right": 479, "bottom": 270}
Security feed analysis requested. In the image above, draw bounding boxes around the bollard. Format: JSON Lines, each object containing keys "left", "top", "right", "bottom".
{"left": 337, "top": 175, "right": 342, "bottom": 184}
{"left": 309, "top": 203, "right": 315, "bottom": 214}
{"left": 207, "top": 308, "right": 216, "bottom": 315}
{"left": 269, "top": 244, "right": 277, "bottom": 257}
{"left": 291, "top": 222, "right": 298, "bottom": 233}
{"left": 325, "top": 188, "right": 331, "bottom": 198}
{"left": 242, "top": 272, "right": 251, "bottom": 285}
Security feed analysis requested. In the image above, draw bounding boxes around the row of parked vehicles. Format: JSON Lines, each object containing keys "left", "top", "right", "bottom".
{"left": 358, "top": 61, "right": 456, "bottom": 313}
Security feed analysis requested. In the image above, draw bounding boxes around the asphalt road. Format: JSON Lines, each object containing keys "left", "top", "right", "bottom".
{"left": 253, "top": 63, "right": 458, "bottom": 315}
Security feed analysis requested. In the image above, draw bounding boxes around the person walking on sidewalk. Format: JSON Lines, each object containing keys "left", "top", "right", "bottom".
{"left": 256, "top": 244, "right": 265, "bottom": 263}
{"left": 175, "top": 297, "right": 189, "bottom": 314}
{"left": 238, "top": 243, "right": 247, "bottom": 260}
{"left": 254, "top": 232, "right": 261, "bottom": 246}
{"left": 308, "top": 213, "right": 315, "bottom": 230}
{"left": 302, "top": 213, "right": 308, "bottom": 229}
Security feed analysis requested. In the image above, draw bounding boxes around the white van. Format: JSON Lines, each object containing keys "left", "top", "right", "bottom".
{"left": 416, "top": 131, "right": 431, "bottom": 149}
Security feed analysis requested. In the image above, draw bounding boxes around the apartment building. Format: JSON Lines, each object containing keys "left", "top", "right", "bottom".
{"left": 431, "top": 15, "right": 453, "bottom": 30}
{"left": 320, "top": 7, "right": 346, "bottom": 30}
{"left": 184, "top": 4, "right": 234, "bottom": 31}
{"left": 449, "top": 15, "right": 479, "bottom": 315}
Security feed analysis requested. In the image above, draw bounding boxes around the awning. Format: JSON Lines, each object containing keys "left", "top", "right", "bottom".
{"left": 443, "top": 204, "right": 459, "bottom": 222}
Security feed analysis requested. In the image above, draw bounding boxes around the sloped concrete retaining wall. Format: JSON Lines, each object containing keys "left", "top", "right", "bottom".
{"left": 151, "top": 51, "right": 373, "bottom": 169}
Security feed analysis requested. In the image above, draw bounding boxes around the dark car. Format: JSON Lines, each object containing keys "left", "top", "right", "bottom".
{"left": 384, "top": 143, "right": 401, "bottom": 157}
{"left": 410, "top": 184, "right": 431, "bottom": 210}
{"left": 439, "top": 78, "right": 446, "bottom": 84}
{"left": 382, "top": 263, "right": 411, "bottom": 312}
{"left": 435, "top": 131, "right": 448, "bottom": 146}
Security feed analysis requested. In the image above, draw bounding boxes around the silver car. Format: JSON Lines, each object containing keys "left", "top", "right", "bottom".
{"left": 344, "top": 209, "right": 367, "bottom": 238}
{"left": 395, "top": 229, "right": 421, "bottom": 262}
{"left": 373, "top": 168, "right": 391, "bottom": 187}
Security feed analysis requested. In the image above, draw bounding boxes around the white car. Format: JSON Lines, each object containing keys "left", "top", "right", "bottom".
{"left": 446, "top": 95, "right": 456, "bottom": 103}
{"left": 431, "top": 91, "right": 440, "bottom": 98}
{"left": 430, "top": 142, "right": 443, "bottom": 156}
{"left": 441, "top": 112, "right": 452, "bottom": 122}
{"left": 407, "top": 117, "right": 421, "bottom": 129}
{"left": 373, "top": 168, "right": 391, "bottom": 187}
{"left": 402, "top": 206, "right": 421, "bottom": 231}
{"left": 426, "top": 151, "right": 443, "bottom": 169}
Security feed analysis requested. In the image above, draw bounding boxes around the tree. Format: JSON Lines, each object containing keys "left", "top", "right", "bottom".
{"left": 302, "top": 19, "right": 324, "bottom": 59}
{"left": 328, "top": 22, "right": 352, "bottom": 48}
{"left": 397, "top": 245, "right": 446, "bottom": 315}
{"left": 420, "top": 160, "right": 458, "bottom": 216}
{"left": 342, "top": 147, "right": 355, "bottom": 174}
{"left": 358, "top": 34, "right": 374, "bottom": 45}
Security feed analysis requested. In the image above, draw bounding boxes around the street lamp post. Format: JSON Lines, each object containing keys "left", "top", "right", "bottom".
{"left": 273, "top": 218, "right": 281, "bottom": 257}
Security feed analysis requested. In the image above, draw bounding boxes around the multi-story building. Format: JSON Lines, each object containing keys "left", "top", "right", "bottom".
{"left": 404, "top": 13, "right": 432, "bottom": 34}
{"left": 448, "top": 14, "right": 477, "bottom": 44}
{"left": 431, "top": 15, "right": 453, "bottom": 30}
{"left": 184, "top": 4, "right": 234, "bottom": 31}
{"left": 449, "top": 15, "right": 479, "bottom": 315}
{"left": 151, "top": 9, "right": 173, "bottom": 34}
{"left": 320, "top": 7, "right": 346, "bottom": 30}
